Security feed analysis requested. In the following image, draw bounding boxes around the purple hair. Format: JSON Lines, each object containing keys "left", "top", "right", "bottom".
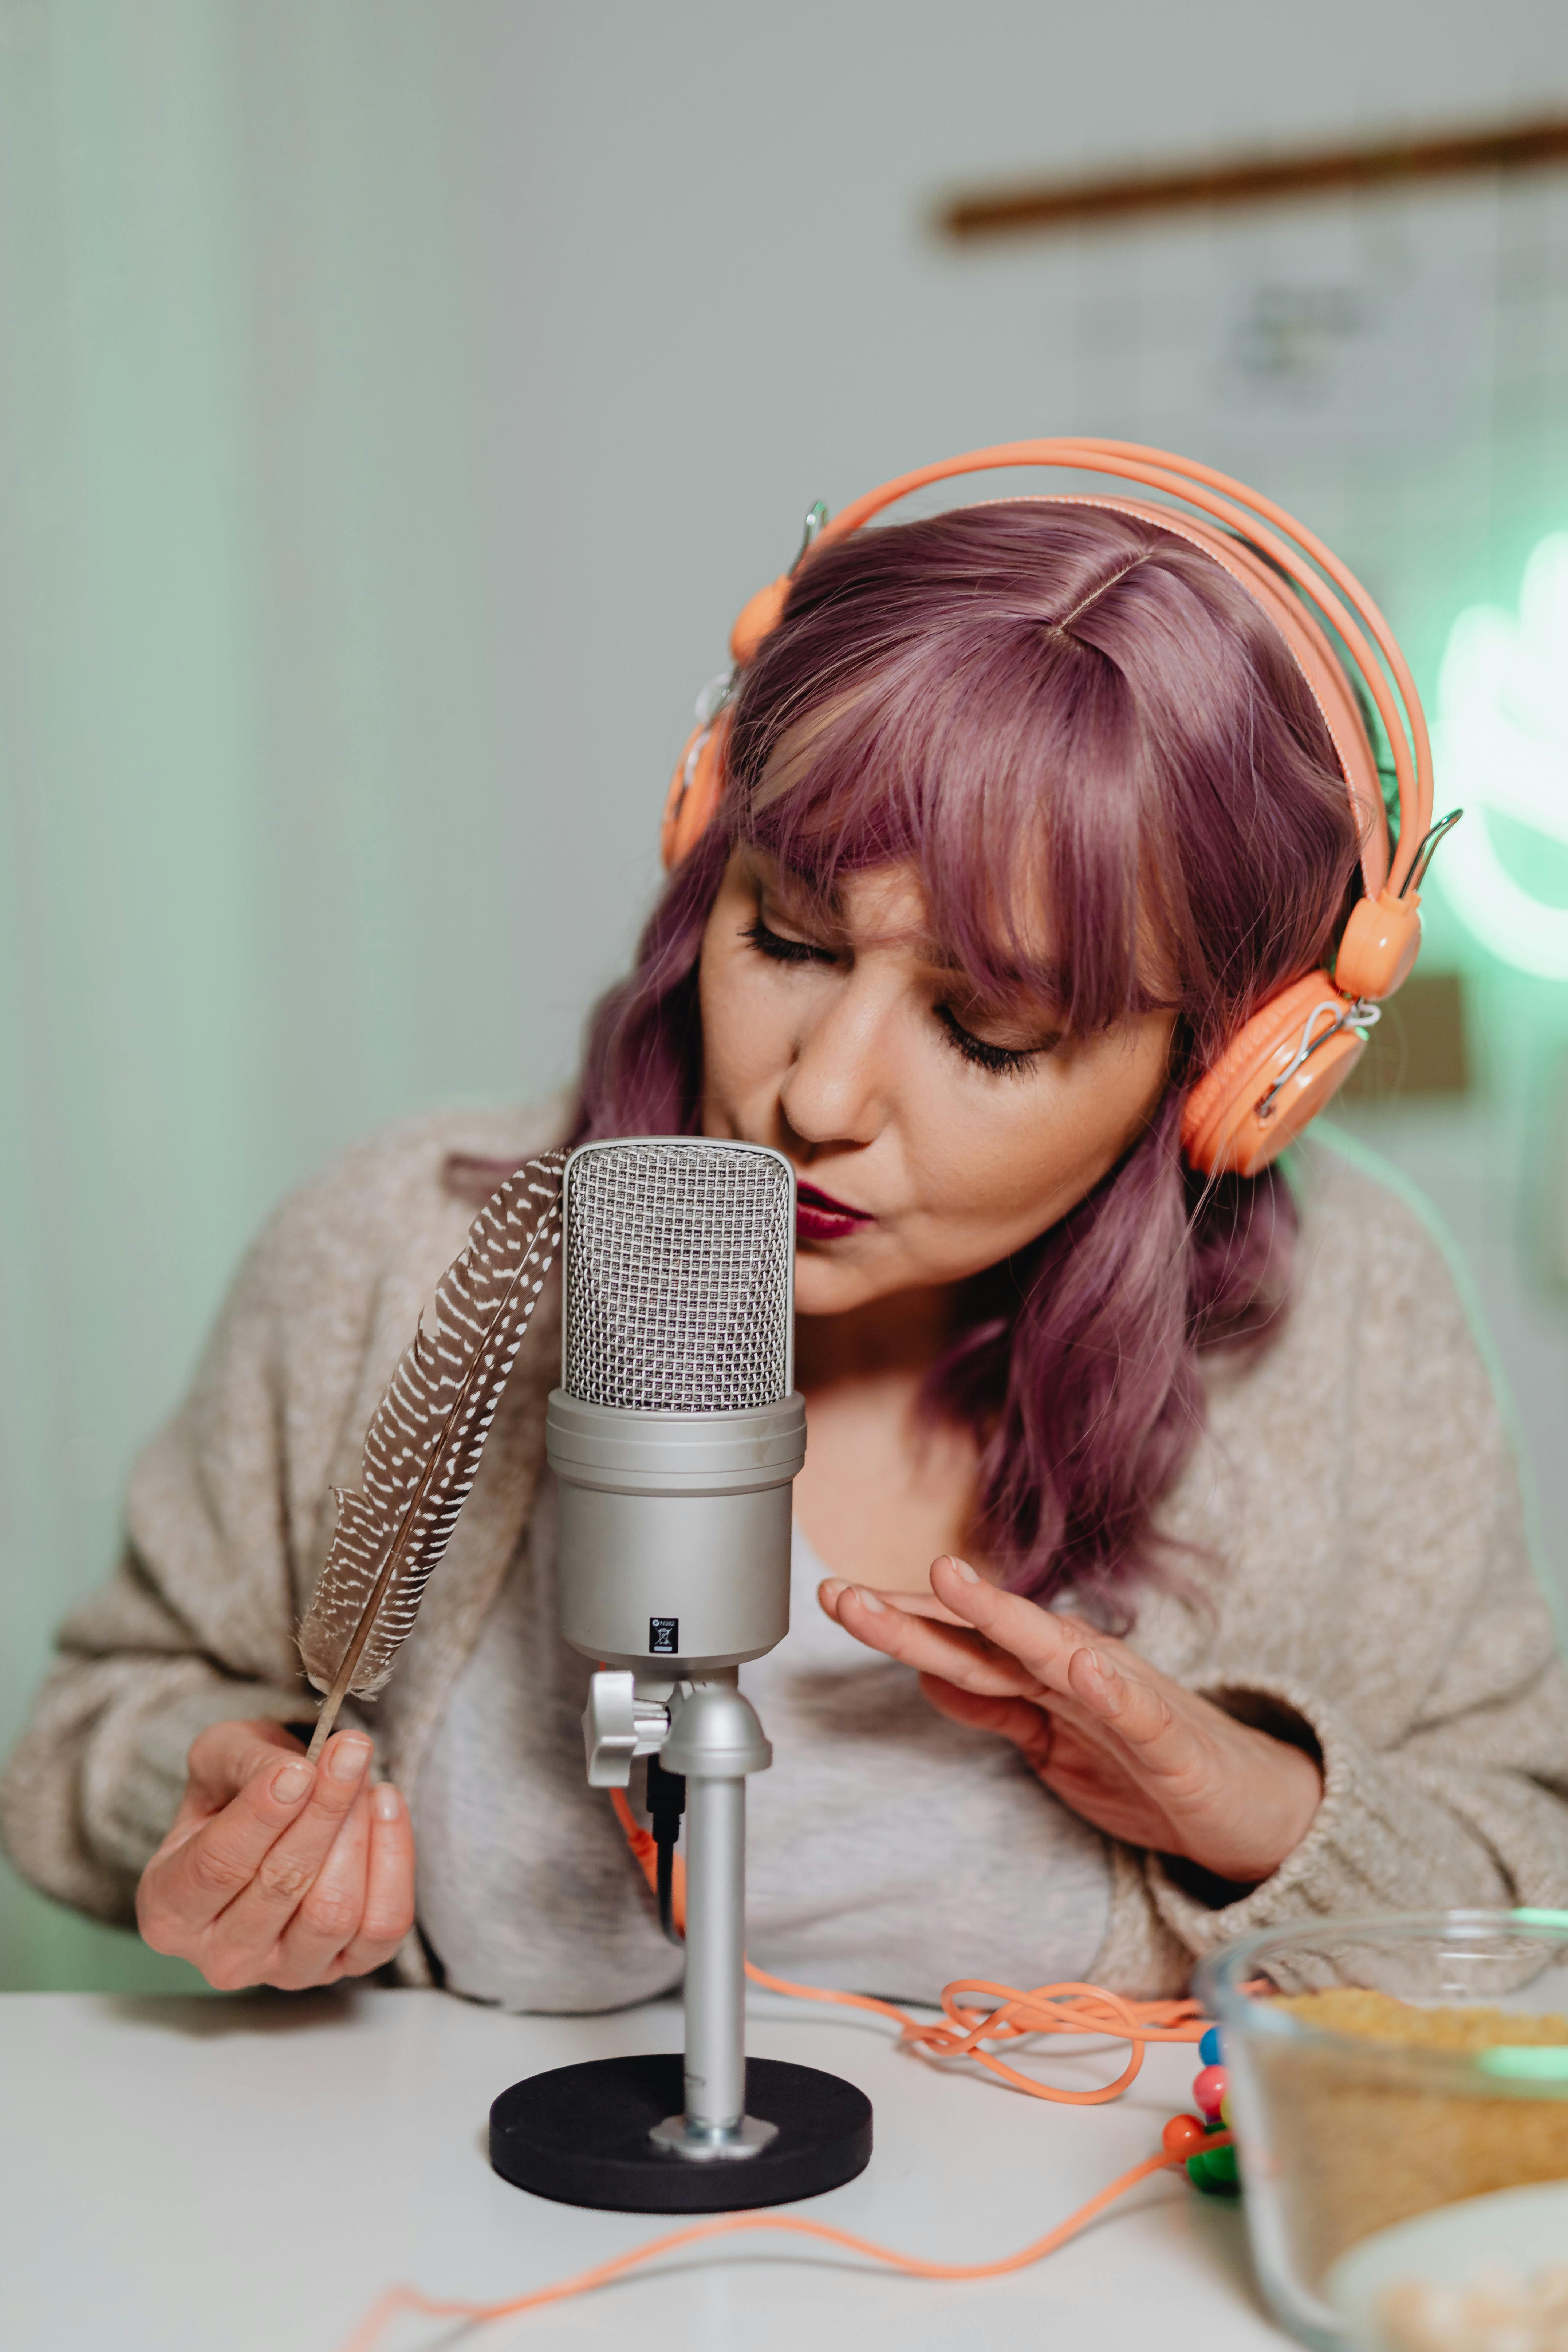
{"left": 571, "top": 505, "right": 1363, "bottom": 1622}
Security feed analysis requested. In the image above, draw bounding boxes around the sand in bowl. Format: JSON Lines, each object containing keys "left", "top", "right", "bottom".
{"left": 1254, "top": 1988, "right": 1568, "bottom": 2286}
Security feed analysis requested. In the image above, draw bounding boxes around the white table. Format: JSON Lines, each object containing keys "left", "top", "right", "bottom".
{"left": 0, "top": 1986, "right": 1289, "bottom": 2352}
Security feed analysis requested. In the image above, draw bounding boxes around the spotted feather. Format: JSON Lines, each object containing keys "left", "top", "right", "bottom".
{"left": 296, "top": 1152, "right": 565, "bottom": 1758}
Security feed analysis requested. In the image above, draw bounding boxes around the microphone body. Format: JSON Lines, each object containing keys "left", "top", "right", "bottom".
{"left": 547, "top": 1391, "right": 803, "bottom": 1673}
{"left": 545, "top": 1134, "right": 804, "bottom": 1678}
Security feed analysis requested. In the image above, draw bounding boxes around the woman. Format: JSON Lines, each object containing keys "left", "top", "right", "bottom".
{"left": 5, "top": 452, "right": 1566, "bottom": 2006}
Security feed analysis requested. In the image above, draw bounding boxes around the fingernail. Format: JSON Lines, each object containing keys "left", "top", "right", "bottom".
{"left": 949, "top": 1557, "right": 981, "bottom": 1584}
{"left": 372, "top": 1785, "right": 402, "bottom": 1823}
{"left": 854, "top": 1587, "right": 885, "bottom": 1612}
{"left": 272, "top": 1760, "right": 313, "bottom": 1803}
{"left": 818, "top": 1579, "right": 845, "bottom": 1603}
{"left": 328, "top": 1735, "right": 371, "bottom": 1783}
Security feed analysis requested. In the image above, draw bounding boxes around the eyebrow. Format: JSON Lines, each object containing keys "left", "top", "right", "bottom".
{"left": 918, "top": 943, "right": 1074, "bottom": 1015}
{"left": 911, "top": 937, "right": 966, "bottom": 974}
{"left": 754, "top": 860, "right": 1072, "bottom": 1009}
{"left": 762, "top": 878, "right": 953, "bottom": 970}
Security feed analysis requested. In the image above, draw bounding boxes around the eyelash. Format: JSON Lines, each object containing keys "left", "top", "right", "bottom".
{"left": 744, "top": 913, "right": 1042, "bottom": 1078}
{"left": 934, "top": 1003, "right": 1041, "bottom": 1077}
{"left": 742, "top": 913, "right": 834, "bottom": 967}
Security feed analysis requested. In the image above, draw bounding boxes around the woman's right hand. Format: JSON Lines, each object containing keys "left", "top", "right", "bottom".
{"left": 136, "top": 1719, "right": 417, "bottom": 1990}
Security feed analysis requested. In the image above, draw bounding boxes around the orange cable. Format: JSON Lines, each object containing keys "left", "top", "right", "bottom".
{"left": 613, "top": 1786, "right": 1207, "bottom": 2102}
{"left": 333, "top": 1795, "right": 1220, "bottom": 2350}
{"left": 340, "top": 2139, "right": 1230, "bottom": 2352}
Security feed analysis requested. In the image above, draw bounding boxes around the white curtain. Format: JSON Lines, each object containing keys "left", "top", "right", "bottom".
{"left": 0, "top": 2, "right": 568, "bottom": 1988}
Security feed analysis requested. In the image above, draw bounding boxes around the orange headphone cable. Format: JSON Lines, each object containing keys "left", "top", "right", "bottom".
{"left": 610, "top": 1784, "right": 1205, "bottom": 2100}
{"left": 334, "top": 1791, "right": 1221, "bottom": 2349}
{"left": 338, "top": 2138, "right": 1223, "bottom": 2352}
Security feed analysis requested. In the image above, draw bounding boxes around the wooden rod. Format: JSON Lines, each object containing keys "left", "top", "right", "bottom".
{"left": 939, "top": 114, "right": 1568, "bottom": 241}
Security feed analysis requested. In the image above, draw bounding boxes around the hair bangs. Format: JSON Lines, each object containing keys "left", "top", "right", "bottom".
{"left": 731, "top": 622, "right": 1156, "bottom": 1037}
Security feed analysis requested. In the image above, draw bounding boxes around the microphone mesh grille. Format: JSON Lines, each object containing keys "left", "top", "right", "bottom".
{"left": 563, "top": 1141, "right": 793, "bottom": 1411}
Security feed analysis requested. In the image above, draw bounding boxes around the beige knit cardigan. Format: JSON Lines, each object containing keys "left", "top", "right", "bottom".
{"left": 4, "top": 1101, "right": 1567, "bottom": 1996}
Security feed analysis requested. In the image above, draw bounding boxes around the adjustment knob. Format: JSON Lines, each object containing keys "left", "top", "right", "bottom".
{"left": 582, "top": 1671, "right": 671, "bottom": 1788}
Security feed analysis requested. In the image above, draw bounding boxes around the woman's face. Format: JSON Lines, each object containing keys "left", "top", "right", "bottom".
{"left": 698, "top": 848, "right": 1176, "bottom": 1317}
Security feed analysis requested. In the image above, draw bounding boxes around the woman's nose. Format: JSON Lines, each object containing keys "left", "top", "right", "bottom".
{"left": 777, "top": 979, "right": 891, "bottom": 1149}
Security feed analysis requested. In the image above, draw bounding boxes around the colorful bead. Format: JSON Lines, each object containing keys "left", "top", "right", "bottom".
{"left": 1198, "top": 2026, "right": 1223, "bottom": 2068}
{"left": 1219, "top": 2092, "right": 1233, "bottom": 2129}
{"left": 1193, "top": 2063, "right": 1228, "bottom": 2120}
{"left": 1162, "top": 2113, "right": 1207, "bottom": 2159}
{"left": 1186, "top": 2142, "right": 1240, "bottom": 2194}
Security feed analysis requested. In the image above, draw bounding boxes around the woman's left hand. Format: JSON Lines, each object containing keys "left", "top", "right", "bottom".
{"left": 819, "top": 1556, "right": 1323, "bottom": 1886}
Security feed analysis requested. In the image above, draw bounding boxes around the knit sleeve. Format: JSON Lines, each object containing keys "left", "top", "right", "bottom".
{"left": 1092, "top": 1147, "right": 1568, "bottom": 1991}
{"left": 0, "top": 1114, "right": 502, "bottom": 1923}
{"left": 1146, "top": 1489, "right": 1568, "bottom": 1962}
{"left": 1160, "top": 1166, "right": 1568, "bottom": 1966}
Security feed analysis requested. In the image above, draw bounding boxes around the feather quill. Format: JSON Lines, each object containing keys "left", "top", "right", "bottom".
{"left": 297, "top": 1151, "right": 565, "bottom": 1761}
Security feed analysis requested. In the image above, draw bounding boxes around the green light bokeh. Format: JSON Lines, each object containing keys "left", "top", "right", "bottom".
{"left": 1433, "top": 534, "right": 1568, "bottom": 979}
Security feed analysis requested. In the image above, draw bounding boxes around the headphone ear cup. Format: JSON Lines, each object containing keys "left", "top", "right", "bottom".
{"left": 730, "top": 574, "right": 790, "bottom": 667}
{"left": 660, "top": 707, "right": 732, "bottom": 871}
{"left": 662, "top": 565, "right": 784, "bottom": 871}
{"left": 1182, "top": 972, "right": 1368, "bottom": 1178}
{"left": 1334, "top": 887, "right": 1422, "bottom": 1001}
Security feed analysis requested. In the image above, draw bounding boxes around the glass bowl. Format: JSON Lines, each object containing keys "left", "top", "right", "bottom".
{"left": 1193, "top": 1910, "right": 1568, "bottom": 2352}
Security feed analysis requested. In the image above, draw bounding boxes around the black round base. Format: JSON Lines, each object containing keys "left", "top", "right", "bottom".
{"left": 489, "top": 2053, "right": 872, "bottom": 2212}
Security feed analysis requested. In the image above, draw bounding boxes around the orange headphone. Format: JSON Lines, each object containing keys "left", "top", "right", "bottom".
{"left": 661, "top": 438, "right": 1447, "bottom": 1179}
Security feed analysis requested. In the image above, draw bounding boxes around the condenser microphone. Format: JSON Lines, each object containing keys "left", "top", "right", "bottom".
{"left": 489, "top": 1138, "right": 873, "bottom": 2216}
{"left": 546, "top": 1136, "right": 805, "bottom": 1677}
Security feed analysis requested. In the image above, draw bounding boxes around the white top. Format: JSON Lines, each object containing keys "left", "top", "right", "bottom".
{"left": 416, "top": 1483, "right": 1110, "bottom": 2009}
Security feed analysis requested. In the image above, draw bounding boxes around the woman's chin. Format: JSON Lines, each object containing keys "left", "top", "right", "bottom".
{"left": 793, "top": 1251, "right": 893, "bottom": 1319}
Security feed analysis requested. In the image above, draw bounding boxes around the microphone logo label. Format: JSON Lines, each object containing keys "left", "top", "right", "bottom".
{"left": 648, "top": 1616, "right": 679, "bottom": 1656}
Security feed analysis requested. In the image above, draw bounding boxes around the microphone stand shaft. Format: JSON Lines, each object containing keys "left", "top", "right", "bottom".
{"left": 683, "top": 1774, "right": 746, "bottom": 2131}
{"left": 648, "top": 1676, "right": 776, "bottom": 2162}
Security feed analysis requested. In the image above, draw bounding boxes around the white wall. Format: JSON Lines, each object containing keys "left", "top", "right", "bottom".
{"left": 449, "top": 0, "right": 1568, "bottom": 1094}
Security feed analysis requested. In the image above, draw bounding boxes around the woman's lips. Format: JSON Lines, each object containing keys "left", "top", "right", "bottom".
{"left": 795, "top": 1180, "right": 874, "bottom": 1244}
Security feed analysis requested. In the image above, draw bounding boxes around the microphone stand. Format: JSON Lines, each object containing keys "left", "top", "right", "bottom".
{"left": 489, "top": 1666, "right": 872, "bottom": 2210}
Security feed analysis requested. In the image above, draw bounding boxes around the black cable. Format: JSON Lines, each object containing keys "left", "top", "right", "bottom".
{"left": 646, "top": 1753, "right": 686, "bottom": 1946}
{"left": 656, "top": 1841, "right": 679, "bottom": 1945}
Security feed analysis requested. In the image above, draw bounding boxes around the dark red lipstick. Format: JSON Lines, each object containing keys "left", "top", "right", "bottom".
{"left": 795, "top": 1180, "right": 874, "bottom": 1244}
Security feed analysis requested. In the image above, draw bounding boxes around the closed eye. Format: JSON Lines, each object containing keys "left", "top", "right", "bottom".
{"left": 935, "top": 1002, "right": 1055, "bottom": 1076}
{"left": 742, "top": 912, "right": 837, "bottom": 967}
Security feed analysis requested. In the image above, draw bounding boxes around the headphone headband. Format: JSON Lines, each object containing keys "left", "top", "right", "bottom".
{"left": 725, "top": 437, "right": 1432, "bottom": 895}
{"left": 963, "top": 490, "right": 1392, "bottom": 893}
{"left": 663, "top": 438, "right": 1443, "bottom": 1175}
